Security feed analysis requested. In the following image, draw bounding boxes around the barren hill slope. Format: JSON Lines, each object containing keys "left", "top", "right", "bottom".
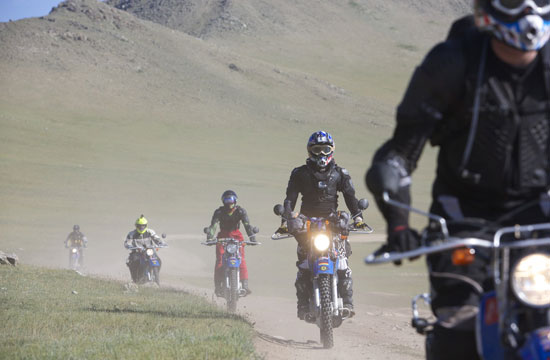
{"left": 0, "top": 0, "right": 470, "bottom": 265}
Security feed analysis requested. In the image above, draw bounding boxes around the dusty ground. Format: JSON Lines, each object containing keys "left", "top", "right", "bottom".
{"left": 42, "top": 232, "right": 431, "bottom": 359}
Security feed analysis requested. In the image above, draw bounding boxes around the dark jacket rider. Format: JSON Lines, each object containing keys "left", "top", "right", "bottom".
{"left": 65, "top": 225, "right": 88, "bottom": 248}
{"left": 280, "top": 130, "right": 368, "bottom": 319}
{"left": 366, "top": 1, "right": 550, "bottom": 359}
{"left": 206, "top": 190, "right": 257, "bottom": 296}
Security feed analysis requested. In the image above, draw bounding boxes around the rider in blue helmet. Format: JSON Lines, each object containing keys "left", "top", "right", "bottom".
{"left": 278, "top": 131, "right": 369, "bottom": 319}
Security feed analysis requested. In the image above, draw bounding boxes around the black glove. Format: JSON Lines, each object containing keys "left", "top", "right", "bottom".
{"left": 249, "top": 235, "right": 257, "bottom": 243}
{"left": 387, "top": 226, "right": 421, "bottom": 265}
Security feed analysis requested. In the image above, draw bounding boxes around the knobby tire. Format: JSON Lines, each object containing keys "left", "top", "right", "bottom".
{"left": 319, "top": 274, "right": 334, "bottom": 348}
{"left": 228, "top": 268, "right": 238, "bottom": 312}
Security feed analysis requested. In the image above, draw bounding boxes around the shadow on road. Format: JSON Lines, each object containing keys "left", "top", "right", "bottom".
{"left": 256, "top": 331, "right": 323, "bottom": 350}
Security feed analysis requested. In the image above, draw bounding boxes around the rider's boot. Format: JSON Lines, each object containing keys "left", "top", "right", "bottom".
{"left": 295, "top": 271, "right": 311, "bottom": 320}
{"left": 340, "top": 277, "right": 355, "bottom": 317}
{"left": 241, "top": 279, "right": 251, "bottom": 295}
{"left": 214, "top": 267, "right": 224, "bottom": 297}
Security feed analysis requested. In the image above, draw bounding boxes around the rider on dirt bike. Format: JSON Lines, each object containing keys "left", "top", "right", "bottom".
{"left": 65, "top": 225, "right": 87, "bottom": 263}
{"left": 365, "top": 2, "right": 550, "bottom": 358}
{"left": 124, "top": 215, "right": 166, "bottom": 283}
{"left": 278, "top": 131, "right": 369, "bottom": 319}
{"left": 205, "top": 190, "right": 257, "bottom": 297}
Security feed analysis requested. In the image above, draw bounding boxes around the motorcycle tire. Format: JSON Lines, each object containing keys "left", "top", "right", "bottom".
{"left": 227, "top": 268, "right": 238, "bottom": 313}
{"left": 319, "top": 274, "right": 334, "bottom": 348}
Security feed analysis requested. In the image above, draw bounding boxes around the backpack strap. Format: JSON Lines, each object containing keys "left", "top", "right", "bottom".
{"left": 542, "top": 43, "right": 550, "bottom": 104}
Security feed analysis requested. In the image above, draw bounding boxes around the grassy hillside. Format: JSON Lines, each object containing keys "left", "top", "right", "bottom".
{"left": 0, "top": 0, "right": 468, "bottom": 277}
{"left": 0, "top": 265, "right": 256, "bottom": 359}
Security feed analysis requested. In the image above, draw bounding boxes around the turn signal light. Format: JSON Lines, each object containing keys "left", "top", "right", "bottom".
{"left": 452, "top": 247, "right": 476, "bottom": 266}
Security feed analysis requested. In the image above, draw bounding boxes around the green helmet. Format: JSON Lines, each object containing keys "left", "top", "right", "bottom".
{"left": 135, "top": 215, "right": 148, "bottom": 234}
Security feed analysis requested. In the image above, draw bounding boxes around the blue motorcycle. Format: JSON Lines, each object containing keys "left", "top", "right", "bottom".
{"left": 366, "top": 192, "right": 550, "bottom": 360}
{"left": 202, "top": 228, "right": 260, "bottom": 312}
{"left": 272, "top": 199, "right": 372, "bottom": 348}
{"left": 127, "top": 236, "right": 167, "bottom": 286}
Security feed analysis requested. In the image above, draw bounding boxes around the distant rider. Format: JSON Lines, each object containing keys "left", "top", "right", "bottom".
{"left": 205, "top": 190, "right": 257, "bottom": 297}
{"left": 278, "top": 131, "right": 368, "bottom": 319}
{"left": 124, "top": 215, "right": 166, "bottom": 282}
{"left": 65, "top": 224, "right": 88, "bottom": 264}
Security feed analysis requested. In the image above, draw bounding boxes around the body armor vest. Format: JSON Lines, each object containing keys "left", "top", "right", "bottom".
{"left": 433, "top": 33, "right": 550, "bottom": 199}
{"left": 297, "top": 163, "right": 343, "bottom": 217}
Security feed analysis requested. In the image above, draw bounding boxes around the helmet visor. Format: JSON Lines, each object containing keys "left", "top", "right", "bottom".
{"left": 309, "top": 144, "right": 334, "bottom": 156}
{"left": 136, "top": 224, "right": 147, "bottom": 232}
{"left": 223, "top": 195, "right": 237, "bottom": 205}
{"left": 492, "top": 0, "right": 550, "bottom": 16}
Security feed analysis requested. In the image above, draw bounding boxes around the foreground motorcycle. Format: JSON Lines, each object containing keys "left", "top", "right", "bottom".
{"left": 272, "top": 199, "right": 372, "bottom": 349}
{"left": 202, "top": 227, "right": 260, "bottom": 312}
{"left": 127, "top": 234, "right": 167, "bottom": 286}
{"left": 365, "top": 192, "right": 550, "bottom": 360}
{"left": 68, "top": 246, "right": 83, "bottom": 271}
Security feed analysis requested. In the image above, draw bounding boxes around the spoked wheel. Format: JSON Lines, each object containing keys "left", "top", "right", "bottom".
{"left": 227, "top": 268, "right": 238, "bottom": 312}
{"left": 319, "top": 274, "right": 334, "bottom": 348}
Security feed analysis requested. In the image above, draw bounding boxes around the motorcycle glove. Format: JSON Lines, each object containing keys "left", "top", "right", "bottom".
{"left": 276, "top": 224, "right": 289, "bottom": 234}
{"left": 353, "top": 217, "right": 368, "bottom": 230}
{"left": 249, "top": 235, "right": 257, "bottom": 243}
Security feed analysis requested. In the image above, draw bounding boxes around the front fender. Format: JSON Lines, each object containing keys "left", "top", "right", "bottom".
{"left": 314, "top": 257, "right": 334, "bottom": 275}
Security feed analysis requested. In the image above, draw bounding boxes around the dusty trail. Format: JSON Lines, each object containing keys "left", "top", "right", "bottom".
{"left": 27, "top": 232, "right": 427, "bottom": 359}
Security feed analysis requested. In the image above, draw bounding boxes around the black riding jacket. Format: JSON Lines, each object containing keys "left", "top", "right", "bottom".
{"left": 65, "top": 231, "right": 87, "bottom": 247}
{"left": 366, "top": 17, "right": 550, "bottom": 311}
{"left": 369, "top": 18, "right": 550, "bottom": 230}
{"left": 208, "top": 205, "right": 253, "bottom": 237}
{"left": 285, "top": 159, "right": 362, "bottom": 219}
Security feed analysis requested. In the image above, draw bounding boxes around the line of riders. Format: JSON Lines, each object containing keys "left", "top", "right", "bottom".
{"left": 65, "top": 1, "right": 550, "bottom": 358}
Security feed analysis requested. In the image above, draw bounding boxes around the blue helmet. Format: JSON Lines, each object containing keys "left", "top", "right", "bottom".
{"left": 307, "top": 131, "right": 335, "bottom": 168}
{"left": 221, "top": 190, "right": 237, "bottom": 208}
{"left": 474, "top": 0, "right": 550, "bottom": 51}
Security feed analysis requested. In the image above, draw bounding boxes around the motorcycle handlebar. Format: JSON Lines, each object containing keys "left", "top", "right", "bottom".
{"left": 201, "top": 240, "right": 261, "bottom": 246}
{"left": 365, "top": 235, "right": 550, "bottom": 265}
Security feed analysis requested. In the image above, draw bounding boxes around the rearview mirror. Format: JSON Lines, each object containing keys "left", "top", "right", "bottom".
{"left": 358, "top": 198, "right": 369, "bottom": 210}
{"left": 273, "top": 204, "right": 284, "bottom": 216}
{"left": 161, "top": 233, "right": 167, "bottom": 239}
{"left": 252, "top": 226, "right": 260, "bottom": 234}
{"left": 203, "top": 227, "right": 209, "bottom": 234}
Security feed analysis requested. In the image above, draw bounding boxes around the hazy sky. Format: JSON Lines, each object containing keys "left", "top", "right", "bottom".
{"left": 0, "top": 0, "right": 106, "bottom": 22}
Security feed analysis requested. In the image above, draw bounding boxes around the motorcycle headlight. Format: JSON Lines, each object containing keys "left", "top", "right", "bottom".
{"left": 71, "top": 248, "right": 78, "bottom": 253}
{"left": 146, "top": 249, "right": 154, "bottom": 256}
{"left": 226, "top": 244, "right": 238, "bottom": 254}
{"left": 511, "top": 253, "right": 550, "bottom": 307}
{"left": 313, "top": 234, "right": 330, "bottom": 251}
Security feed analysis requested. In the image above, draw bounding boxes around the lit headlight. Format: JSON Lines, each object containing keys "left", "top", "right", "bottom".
{"left": 146, "top": 249, "right": 154, "bottom": 256}
{"left": 226, "top": 244, "right": 238, "bottom": 254}
{"left": 71, "top": 248, "right": 78, "bottom": 253}
{"left": 511, "top": 253, "right": 550, "bottom": 307}
{"left": 314, "top": 234, "right": 330, "bottom": 251}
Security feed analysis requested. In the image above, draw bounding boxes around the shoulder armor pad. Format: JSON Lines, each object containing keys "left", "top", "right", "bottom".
{"left": 340, "top": 168, "right": 349, "bottom": 176}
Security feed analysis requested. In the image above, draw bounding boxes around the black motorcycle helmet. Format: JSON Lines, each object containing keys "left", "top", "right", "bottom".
{"left": 73, "top": 225, "right": 80, "bottom": 231}
{"left": 221, "top": 190, "right": 238, "bottom": 210}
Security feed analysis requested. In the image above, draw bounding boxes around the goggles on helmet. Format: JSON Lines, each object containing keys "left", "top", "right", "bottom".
{"left": 491, "top": 0, "right": 550, "bottom": 17}
{"left": 223, "top": 195, "right": 237, "bottom": 205}
{"left": 309, "top": 144, "right": 334, "bottom": 156}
